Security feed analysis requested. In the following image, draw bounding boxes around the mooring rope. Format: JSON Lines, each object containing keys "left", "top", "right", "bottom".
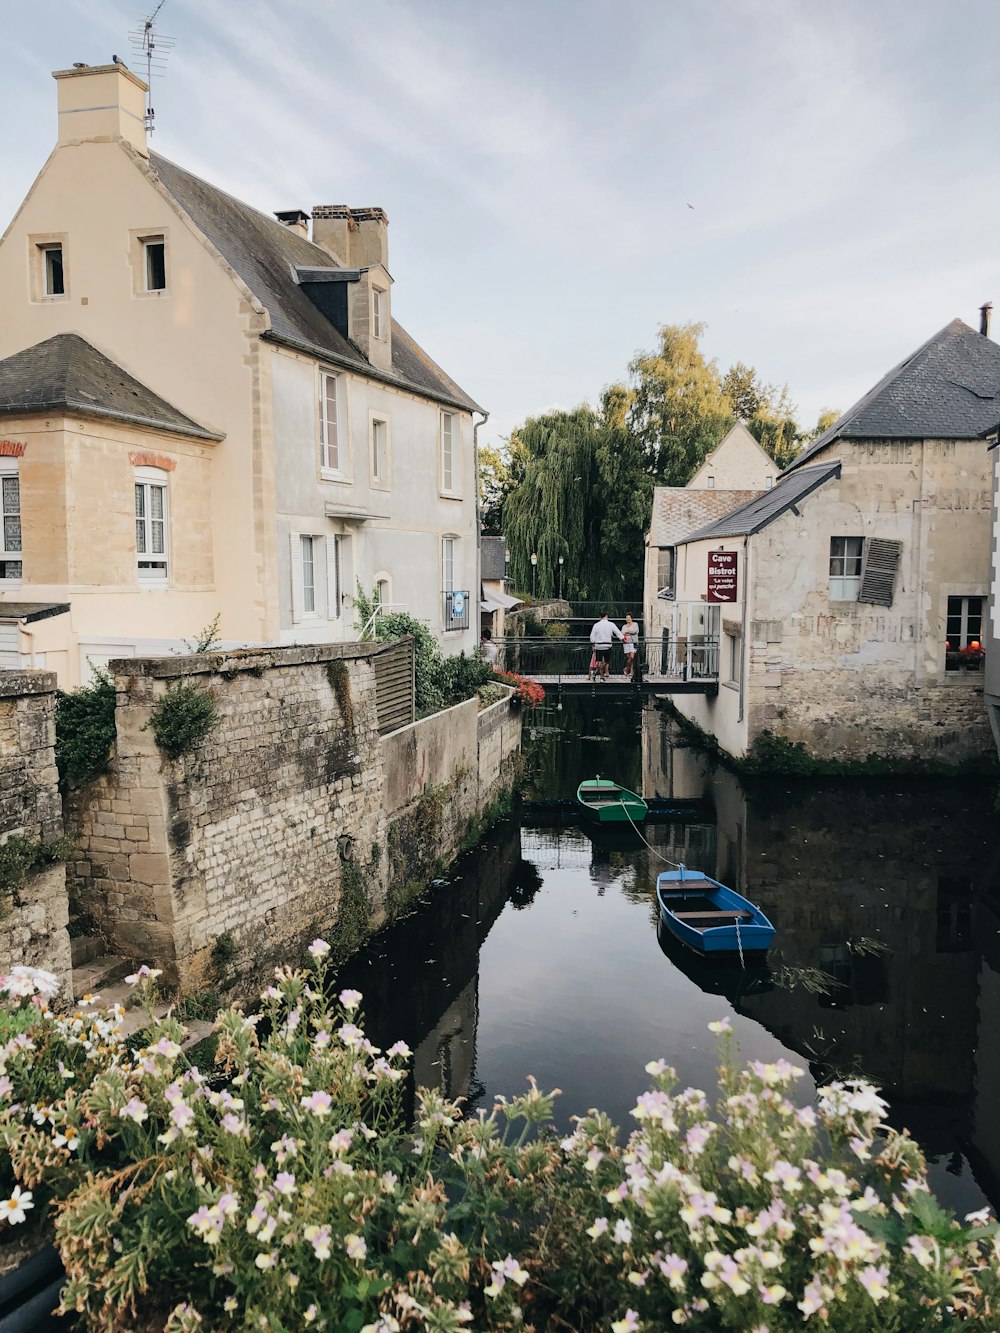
{"left": 618, "top": 799, "right": 747, "bottom": 970}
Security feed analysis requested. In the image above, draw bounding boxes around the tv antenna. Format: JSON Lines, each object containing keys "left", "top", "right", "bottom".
{"left": 129, "top": 0, "right": 175, "bottom": 134}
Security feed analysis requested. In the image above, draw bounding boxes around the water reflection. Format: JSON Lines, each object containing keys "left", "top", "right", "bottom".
{"left": 340, "top": 693, "right": 999, "bottom": 1216}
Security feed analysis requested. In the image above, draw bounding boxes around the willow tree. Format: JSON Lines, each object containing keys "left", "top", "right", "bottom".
{"left": 502, "top": 407, "right": 603, "bottom": 601}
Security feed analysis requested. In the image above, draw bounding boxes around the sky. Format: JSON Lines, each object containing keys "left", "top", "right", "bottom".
{"left": 2, "top": 0, "right": 999, "bottom": 451}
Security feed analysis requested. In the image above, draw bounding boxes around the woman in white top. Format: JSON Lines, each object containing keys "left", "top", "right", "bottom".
{"left": 622, "top": 613, "right": 639, "bottom": 680}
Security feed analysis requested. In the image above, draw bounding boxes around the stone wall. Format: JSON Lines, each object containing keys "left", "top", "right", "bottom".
{"left": 67, "top": 644, "right": 388, "bottom": 994}
{"left": 381, "top": 690, "right": 522, "bottom": 909}
{"left": 0, "top": 670, "right": 71, "bottom": 986}
{"left": 66, "top": 645, "right": 522, "bottom": 996}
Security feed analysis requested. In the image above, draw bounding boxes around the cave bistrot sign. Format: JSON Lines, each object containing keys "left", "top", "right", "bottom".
{"left": 707, "top": 550, "right": 738, "bottom": 602}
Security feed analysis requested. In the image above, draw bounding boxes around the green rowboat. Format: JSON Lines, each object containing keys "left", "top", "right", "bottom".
{"left": 576, "top": 777, "right": 648, "bottom": 825}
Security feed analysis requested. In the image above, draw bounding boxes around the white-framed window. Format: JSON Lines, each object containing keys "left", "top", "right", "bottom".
{"left": 319, "top": 371, "right": 341, "bottom": 473}
{"left": 442, "top": 535, "right": 457, "bottom": 593}
{"left": 143, "top": 235, "right": 166, "bottom": 292}
{"left": 31, "top": 237, "right": 68, "bottom": 300}
{"left": 440, "top": 412, "right": 455, "bottom": 493}
{"left": 0, "top": 462, "right": 22, "bottom": 581}
{"left": 945, "top": 595, "right": 984, "bottom": 670}
{"left": 706, "top": 475, "right": 715, "bottom": 489}
{"left": 134, "top": 467, "right": 169, "bottom": 581}
{"left": 657, "top": 547, "right": 673, "bottom": 594}
{"left": 765, "top": 476, "right": 774, "bottom": 490}
{"left": 370, "top": 416, "right": 389, "bottom": 486}
{"left": 376, "top": 576, "right": 390, "bottom": 605}
{"left": 301, "top": 535, "right": 317, "bottom": 614}
{"left": 829, "top": 536, "right": 863, "bottom": 601}
{"left": 372, "top": 287, "right": 386, "bottom": 339}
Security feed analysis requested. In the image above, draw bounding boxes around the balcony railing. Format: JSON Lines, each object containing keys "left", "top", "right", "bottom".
{"left": 443, "top": 589, "right": 471, "bottom": 632}
{"left": 494, "top": 637, "right": 718, "bottom": 681}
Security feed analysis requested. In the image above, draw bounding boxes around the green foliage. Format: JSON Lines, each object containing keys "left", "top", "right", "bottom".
{"left": 438, "top": 651, "right": 493, "bottom": 704}
{"left": 520, "top": 609, "right": 544, "bottom": 637}
{"left": 543, "top": 619, "right": 570, "bottom": 638}
{"left": 183, "top": 614, "right": 223, "bottom": 654}
{"left": 0, "top": 834, "right": 73, "bottom": 892}
{"left": 332, "top": 858, "right": 371, "bottom": 964}
{"left": 146, "top": 682, "right": 220, "bottom": 760}
{"left": 55, "top": 669, "right": 117, "bottom": 788}
{"left": 2, "top": 968, "right": 999, "bottom": 1331}
{"left": 477, "top": 682, "right": 509, "bottom": 709}
{"left": 326, "top": 658, "right": 355, "bottom": 732}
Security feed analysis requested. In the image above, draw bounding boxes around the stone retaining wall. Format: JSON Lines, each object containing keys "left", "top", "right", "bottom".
{"left": 66, "top": 645, "right": 521, "bottom": 996}
{"left": 0, "top": 670, "right": 71, "bottom": 986}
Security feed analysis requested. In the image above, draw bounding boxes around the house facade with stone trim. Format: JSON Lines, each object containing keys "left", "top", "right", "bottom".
{"left": 0, "top": 62, "right": 483, "bottom": 686}
{"left": 670, "top": 319, "right": 999, "bottom": 765}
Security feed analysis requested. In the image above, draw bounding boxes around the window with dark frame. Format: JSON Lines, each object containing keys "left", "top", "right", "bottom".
{"left": 829, "top": 536, "right": 863, "bottom": 600}
{"left": 41, "top": 244, "right": 64, "bottom": 296}
{"left": 945, "top": 595, "right": 983, "bottom": 670}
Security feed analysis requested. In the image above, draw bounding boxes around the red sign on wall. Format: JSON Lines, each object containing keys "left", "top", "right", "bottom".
{"left": 707, "top": 550, "right": 738, "bottom": 602}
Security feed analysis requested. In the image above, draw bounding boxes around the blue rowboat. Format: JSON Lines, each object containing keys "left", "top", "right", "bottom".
{"left": 656, "top": 868, "right": 775, "bottom": 959}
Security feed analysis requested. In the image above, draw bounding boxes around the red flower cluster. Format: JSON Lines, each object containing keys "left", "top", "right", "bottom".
{"left": 494, "top": 671, "right": 546, "bottom": 707}
{"left": 960, "top": 643, "right": 985, "bottom": 662}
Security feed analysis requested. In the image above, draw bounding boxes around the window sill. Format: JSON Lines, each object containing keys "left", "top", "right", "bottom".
{"left": 439, "top": 491, "right": 463, "bottom": 501}
{"left": 320, "top": 469, "right": 352, "bottom": 485}
{"left": 133, "top": 289, "right": 170, "bottom": 300}
{"left": 721, "top": 680, "right": 741, "bottom": 692}
{"left": 32, "top": 294, "right": 70, "bottom": 305}
{"left": 370, "top": 480, "right": 391, "bottom": 492}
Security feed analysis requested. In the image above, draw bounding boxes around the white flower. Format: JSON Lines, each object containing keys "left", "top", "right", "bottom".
{"left": 339, "top": 988, "right": 363, "bottom": 1010}
{"left": 345, "top": 1233, "right": 367, "bottom": 1261}
{"left": 0, "top": 1186, "right": 33, "bottom": 1226}
{"left": 119, "top": 1097, "right": 148, "bottom": 1125}
{"left": 0, "top": 966, "right": 59, "bottom": 1000}
{"left": 308, "top": 939, "right": 331, "bottom": 959}
{"left": 708, "top": 1017, "right": 732, "bottom": 1033}
{"left": 613, "top": 1218, "right": 633, "bottom": 1245}
{"left": 254, "top": 1251, "right": 277, "bottom": 1270}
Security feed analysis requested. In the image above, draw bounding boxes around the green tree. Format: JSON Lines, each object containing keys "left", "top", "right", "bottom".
{"left": 479, "top": 436, "right": 529, "bottom": 536}
{"left": 722, "top": 363, "right": 802, "bottom": 469}
{"left": 626, "top": 322, "right": 734, "bottom": 485}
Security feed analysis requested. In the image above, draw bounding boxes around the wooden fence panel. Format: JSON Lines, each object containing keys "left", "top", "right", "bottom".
{"left": 372, "top": 637, "right": 415, "bottom": 734}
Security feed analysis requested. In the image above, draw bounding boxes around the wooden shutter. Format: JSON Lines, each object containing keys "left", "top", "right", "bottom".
{"left": 858, "top": 538, "right": 902, "bottom": 607}
{"left": 326, "top": 534, "right": 341, "bottom": 620}
{"left": 290, "top": 532, "right": 304, "bottom": 623}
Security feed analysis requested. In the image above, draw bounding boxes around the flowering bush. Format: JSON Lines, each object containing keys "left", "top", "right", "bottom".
{"left": 0, "top": 963, "right": 998, "bottom": 1330}
{"left": 492, "top": 671, "right": 545, "bottom": 707}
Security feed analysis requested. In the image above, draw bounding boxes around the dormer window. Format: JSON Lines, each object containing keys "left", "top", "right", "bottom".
{"left": 706, "top": 476, "right": 715, "bottom": 489}
{"left": 372, "top": 287, "right": 386, "bottom": 340}
{"left": 143, "top": 236, "right": 166, "bottom": 292}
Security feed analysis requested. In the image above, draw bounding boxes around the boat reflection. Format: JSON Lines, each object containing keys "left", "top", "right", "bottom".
{"left": 656, "top": 917, "right": 773, "bottom": 1002}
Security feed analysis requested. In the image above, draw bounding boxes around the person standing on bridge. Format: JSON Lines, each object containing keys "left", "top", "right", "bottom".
{"left": 589, "top": 613, "right": 623, "bottom": 680}
{"left": 622, "top": 613, "right": 639, "bottom": 681}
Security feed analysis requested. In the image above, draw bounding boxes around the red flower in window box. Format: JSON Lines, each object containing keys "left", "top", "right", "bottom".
{"left": 494, "top": 671, "right": 546, "bottom": 707}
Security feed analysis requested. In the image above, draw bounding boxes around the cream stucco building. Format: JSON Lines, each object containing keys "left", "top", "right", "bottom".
{"left": 0, "top": 62, "right": 483, "bottom": 684}
{"left": 669, "top": 319, "right": 999, "bottom": 765}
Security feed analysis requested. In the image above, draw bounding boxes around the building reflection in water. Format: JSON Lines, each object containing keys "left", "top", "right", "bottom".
{"left": 641, "top": 697, "right": 1000, "bottom": 1206}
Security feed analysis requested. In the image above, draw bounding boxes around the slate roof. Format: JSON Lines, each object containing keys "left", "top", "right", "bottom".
{"left": 648, "top": 488, "right": 763, "bottom": 547}
{"left": 679, "top": 462, "right": 841, "bottom": 543}
{"left": 787, "top": 319, "right": 1000, "bottom": 472}
{"left": 0, "top": 602, "right": 70, "bottom": 623}
{"left": 0, "top": 334, "right": 223, "bottom": 441}
{"left": 149, "top": 153, "right": 483, "bottom": 414}
{"left": 481, "top": 536, "right": 508, "bottom": 581}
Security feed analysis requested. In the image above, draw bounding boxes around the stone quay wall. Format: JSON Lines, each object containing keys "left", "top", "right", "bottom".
{"left": 66, "top": 644, "right": 522, "bottom": 996}
{"left": 381, "top": 690, "right": 522, "bottom": 905}
{"left": 0, "top": 670, "right": 71, "bottom": 986}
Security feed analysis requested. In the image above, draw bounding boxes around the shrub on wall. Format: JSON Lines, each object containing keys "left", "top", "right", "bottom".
{"left": 146, "top": 682, "right": 220, "bottom": 760}
{"left": 0, "top": 834, "right": 72, "bottom": 892}
{"left": 54, "top": 669, "right": 117, "bottom": 788}
{"left": 0, "top": 964, "right": 998, "bottom": 1331}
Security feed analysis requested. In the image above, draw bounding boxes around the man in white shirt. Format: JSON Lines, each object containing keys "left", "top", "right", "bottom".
{"left": 589, "top": 613, "right": 623, "bottom": 679}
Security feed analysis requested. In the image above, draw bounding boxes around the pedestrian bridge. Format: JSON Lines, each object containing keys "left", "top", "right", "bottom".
{"left": 496, "top": 640, "right": 718, "bottom": 697}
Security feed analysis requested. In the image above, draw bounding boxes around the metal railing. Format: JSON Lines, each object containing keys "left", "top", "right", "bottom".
{"left": 442, "top": 589, "right": 471, "bottom": 632}
{"left": 494, "top": 635, "right": 719, "bottom": 682}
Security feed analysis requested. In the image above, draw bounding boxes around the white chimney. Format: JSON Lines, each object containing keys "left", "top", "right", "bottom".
{"left": 53, "top": 62, "right": 148, "bottom": 157}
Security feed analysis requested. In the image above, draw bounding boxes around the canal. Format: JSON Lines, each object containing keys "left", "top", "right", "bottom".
{"left": 338, "top": 693, "right": 1000, "bottom": 1217}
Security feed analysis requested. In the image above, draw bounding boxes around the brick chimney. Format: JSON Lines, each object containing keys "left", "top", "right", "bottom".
{"left": 312, "top": 205, "right": 392, "bottom": 371}
{"left": 53, "top": 61, "right": 148, "bottom": 157}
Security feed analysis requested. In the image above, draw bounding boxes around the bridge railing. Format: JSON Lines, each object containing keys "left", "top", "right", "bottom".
{"left": 495, "top": 635, "right": 719, "bottom": 681}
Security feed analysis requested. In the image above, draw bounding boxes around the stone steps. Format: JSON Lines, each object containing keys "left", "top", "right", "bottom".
{"left": 69, "top": 933, "right": 104, "bottom": 969}
{"left": 71, "top": 953, "right": 134, "bottom": 1000}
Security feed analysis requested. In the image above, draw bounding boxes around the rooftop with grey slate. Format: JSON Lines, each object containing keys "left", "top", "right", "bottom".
{"left": 649, "top": 488, "right": 763, "bottom": 547}
{"left": 787, "top": 318, "right": 1000, "bottom": 472}
{"left": 0, "top": 333, "right": 222, "bottom": 441}
{"left": 679, "top": 462, "right": 842, "bottom": 543}
{"left": 149, "top": 153, "right": 483, "bottom": 414}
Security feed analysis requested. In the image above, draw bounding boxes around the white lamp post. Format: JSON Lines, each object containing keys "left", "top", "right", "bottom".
{"left": 530, "top": 551, "right": 538, "bottom": 599}
{"left": 558, "top": 554, "right": 564, "bottom": 601}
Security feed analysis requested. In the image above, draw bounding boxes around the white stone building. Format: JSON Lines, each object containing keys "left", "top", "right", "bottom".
{"left": 669, "top": 319, "right": 999, "bottom": 765}
{"left": 0, "top": 62, "right": 483, "bottom": 684}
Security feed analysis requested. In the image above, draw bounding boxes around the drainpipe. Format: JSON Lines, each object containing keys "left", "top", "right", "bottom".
{"left": 473, "top": 410, "right": 490, "bottom": 644}
{"left": 738, "top": 533, "right": 750, "bottom": 724}
{"left": 18, "top": 619, "right": 37, "bottom": 668}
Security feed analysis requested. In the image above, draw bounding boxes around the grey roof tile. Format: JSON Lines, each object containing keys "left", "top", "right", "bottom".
{"left": 0, "top": 333, "right": 222, "bottom": 441}
{"left": 788, "top": 319, "right": 1000, "bottom": 472}
{"left": 481, "top": 536, "right": 507, "bottom": 580}
{"left": 150, "top": 153, "right": 483, "bottom": 413}
{"left": 680, "top": 463, "right": 841, "bottom": 542}
{"left": 649, "top": 488, "right": 763, "bottom": 547}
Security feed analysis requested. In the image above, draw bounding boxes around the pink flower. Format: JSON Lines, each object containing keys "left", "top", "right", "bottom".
{"left": 300, "top": 1090, "right": 332, "bottom": 1118}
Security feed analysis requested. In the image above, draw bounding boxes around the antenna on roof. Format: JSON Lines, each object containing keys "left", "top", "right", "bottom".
{"left": 128, "top": 0, "right": 175, "bottom": 134}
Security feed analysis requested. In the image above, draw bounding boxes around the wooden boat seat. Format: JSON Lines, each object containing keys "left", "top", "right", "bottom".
{"left": 661, "top": 878, "right": 717, "bottom": 893}
{"left": 672, "top": 910, "right": 753, "bottom": 923}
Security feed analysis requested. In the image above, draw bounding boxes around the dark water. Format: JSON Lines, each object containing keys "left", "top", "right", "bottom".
{"left": 340, "top": 694, "right": 1000, "bottom": 1216}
